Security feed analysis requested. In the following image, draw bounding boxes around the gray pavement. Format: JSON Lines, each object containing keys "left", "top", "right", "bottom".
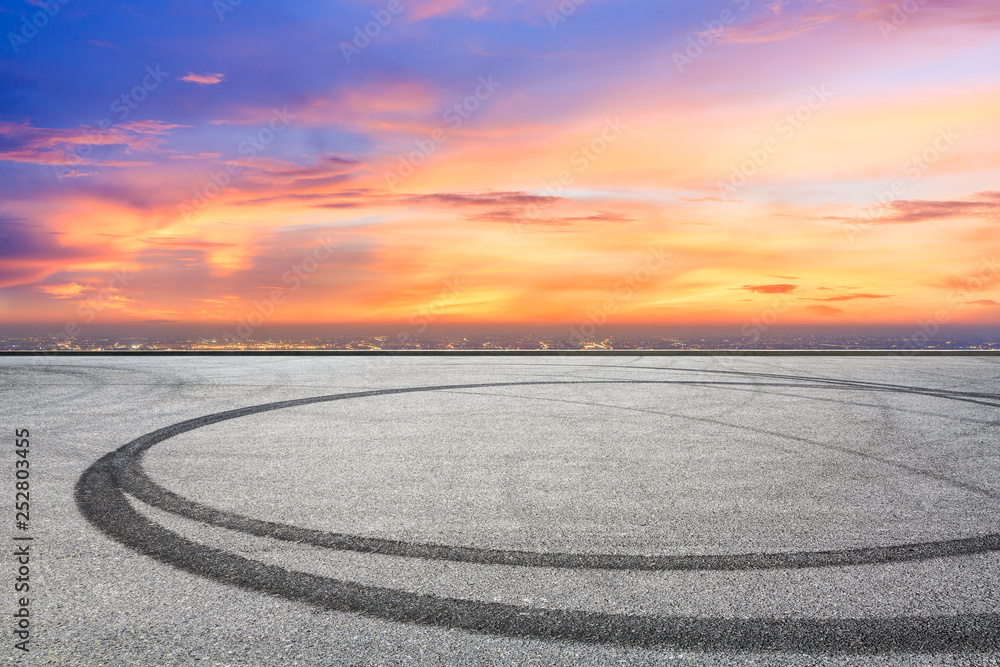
{"left": 1, "top": 354, "right": 999, "bottom": 665}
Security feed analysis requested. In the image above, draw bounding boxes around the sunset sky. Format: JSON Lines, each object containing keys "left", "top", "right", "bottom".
{"left": 1, "top": 0, "right": 999, "bottom": 337}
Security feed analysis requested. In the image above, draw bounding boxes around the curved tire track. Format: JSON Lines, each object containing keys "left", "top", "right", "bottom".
{"left": 76, "top": 376, "right": 1000, "bottom": 651}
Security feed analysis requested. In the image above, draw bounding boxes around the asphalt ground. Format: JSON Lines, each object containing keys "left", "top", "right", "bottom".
{"left": 1, "top": 354, "right": 999, "bottom": 665}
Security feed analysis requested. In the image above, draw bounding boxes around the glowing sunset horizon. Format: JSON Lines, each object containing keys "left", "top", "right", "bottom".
{"left": 2, "top": 0, "right": 999, "bottom": 341}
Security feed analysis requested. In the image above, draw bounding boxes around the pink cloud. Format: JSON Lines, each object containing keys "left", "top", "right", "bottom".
{"left": 704, "top": 0, "right": 1000, "bottom": 46}
{"left": 877, "top": 193, "right": 1000, "bottom": 223}
{"left": 707, "top": 11, "right": 839, "bottom": 44}
{"left": 408, "top": 0, "right": 477, "bottom": 20}
{"left": 851, "top": 0, "right": 1000, "bottom": 30}
{"left": 0, "top": 120, "right": 183, "bottom": 168}
{"left": 180, "top": 72, "right": 226, "bottom": 85}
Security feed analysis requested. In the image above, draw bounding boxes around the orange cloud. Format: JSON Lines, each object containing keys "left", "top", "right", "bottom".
{"left": 808, "top": 293, "right": 891, "bottom": 301}
{"left": 740, "top": 284, "right": 797, "bottom": 294}
{"left": 806, "top": 304, "right": 844, "bottom": 316}
{"left": 38, "top": 283, "right": 89, "bottom": 298}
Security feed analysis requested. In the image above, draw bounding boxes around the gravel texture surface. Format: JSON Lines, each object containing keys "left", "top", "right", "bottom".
{"left": 2, "top": 354, "right": 999, "bottom": 665}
